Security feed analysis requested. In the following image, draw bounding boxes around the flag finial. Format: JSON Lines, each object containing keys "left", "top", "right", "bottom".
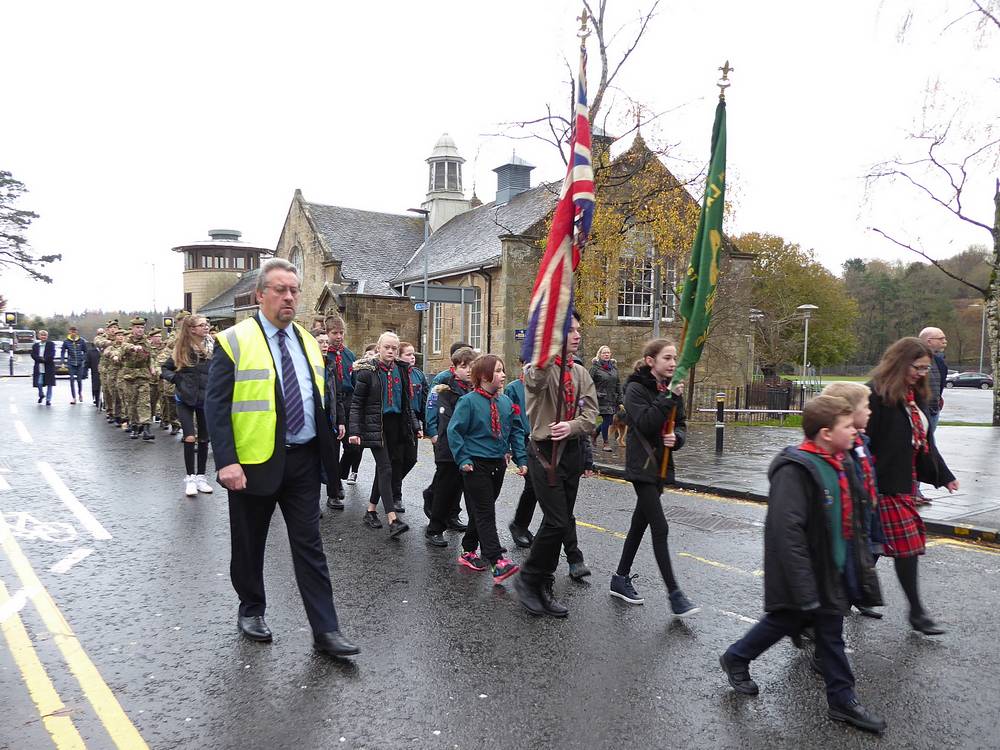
{"left": 717, "top": 60, "right": 734, "bottom": 100}
{"left": 577, "top": 7, "right": 591, "bottom": 38}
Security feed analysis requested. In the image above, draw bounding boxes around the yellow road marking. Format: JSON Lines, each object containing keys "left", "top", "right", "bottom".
{"left": 678, "top": 552, "right": 763, "bottom": 577}
{"left": 0, "top": 578, "right": 86, "bottom": 749}
{"left": 926, "top": 538, "right": 1000, "bottom": 556}
{"left": 575, "top": 520, "right": 626, "bottom": 540}
{"left": 0, "top": 521, "right": 149, "bottom": 750}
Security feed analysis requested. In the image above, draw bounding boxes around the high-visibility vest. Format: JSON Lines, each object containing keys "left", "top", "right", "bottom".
{"left": 215, "top": 318, "right": 326, "bottom": 465}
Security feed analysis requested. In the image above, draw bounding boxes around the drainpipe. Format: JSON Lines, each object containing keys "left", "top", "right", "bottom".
{"left": 476, "top": 267, "right": 493, "bottom": 351}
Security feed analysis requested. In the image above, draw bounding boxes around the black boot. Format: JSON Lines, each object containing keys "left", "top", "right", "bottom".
{"left": 142, "top": 424, "right": 156, "bottom": 441}
{"left": 130, "top": 425, "right": 141, "bottom": 439}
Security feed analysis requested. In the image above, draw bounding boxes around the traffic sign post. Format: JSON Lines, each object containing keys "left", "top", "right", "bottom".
{"left": 5, "top": 311, "right": 17, "bottom": 376}
{"left": 413, "top": 302, "right": 430, "bottom": 312}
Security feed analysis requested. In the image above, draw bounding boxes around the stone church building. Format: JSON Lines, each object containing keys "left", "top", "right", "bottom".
{"left": 192, "top": 132, "right": 752, "bottom": 382}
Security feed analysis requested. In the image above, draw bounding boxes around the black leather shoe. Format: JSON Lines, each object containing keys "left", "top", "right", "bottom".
{"left": 855, "top": 605, "right": 883, "bottom": 619}
{"left": 568, "top": 561, "right": 591, "bottom": 580}
{"left": 142, "top": 424, "right": 155, "bottom": 440}
{"left": 237, "top": 615, "right": 272, "bottom": 642}
{"left": 508, "top": 523, "right": 533, "bottom": 548}
{"left": 539, "top": 582, "right": 569, "bottom": 618}
{"left": 393, "top": 503, "right": 406, "bottom": 514}
{"left": 446, "top": 516, "right": 467, "bottom": 532}
{"left": 828, "top": 699, "right": 887, "bottom": 734}
{"left": 909, "top": 613, "right": 945, "bottom": 635}
{"left": 363, "top": 511, "right": 382, "bottom": 529}
{"left": 720, "top": 652, "right": 759, "bottom": 695}
{"left": 313, "top": 630, "right": 360, "bottom": 657}
{"left": 422, "top": 487, "right": 434, "bottom": 519}
{"left": 326, "top": 497, "right": 345, "bottom": 510}
{"left": 336, "top": 489, "right": 345, "bottom": 500}
{"left": 514, "top": 576, "right": 546, "bottom": 616}
{"left": 425, "top": 531, "right": 447, "bottom": 547}
{"left": 388, "top": 518, "right": 410, "bottom": 538}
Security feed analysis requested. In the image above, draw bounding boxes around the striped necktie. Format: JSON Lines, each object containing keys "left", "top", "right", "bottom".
{"left": 276, "top": 329, "right": 306, "bottom": 436}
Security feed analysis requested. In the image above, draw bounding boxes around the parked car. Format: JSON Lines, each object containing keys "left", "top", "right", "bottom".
{"left": 945, "top": 371, "right": 993, "bottom": 389}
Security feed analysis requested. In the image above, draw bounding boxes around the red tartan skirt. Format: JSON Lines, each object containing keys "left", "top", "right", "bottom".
{"left": 878, "top": 493, "right": 926, "bottom": 557}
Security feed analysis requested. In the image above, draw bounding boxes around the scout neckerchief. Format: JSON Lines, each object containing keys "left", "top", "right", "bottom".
{"left": 799, "top": 438, "right": 854, "bottom": 540}
{"left": 475, "top": 386, "right": 502, "bottom": 438}
{"left": 853, "top": 435, "right": 878, "bottom": 508}
{"left": 377, "top": 360, "right": 399, "bottom": 407}
{"left": 553, "top": 356, "right": 575, "bottom": 420}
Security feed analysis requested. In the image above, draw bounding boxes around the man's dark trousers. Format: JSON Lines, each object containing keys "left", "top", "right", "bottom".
{"left": 513, "top": 464, "right": 582, "bottom": 563}
{"left": 228, "top": 441, "right": 339, "bottom": 634}
{"left": 520, "top": 438, "right": 583, "bottom": 584}
{"left": 726, "top": 610, "right": 855, "bottom": 707}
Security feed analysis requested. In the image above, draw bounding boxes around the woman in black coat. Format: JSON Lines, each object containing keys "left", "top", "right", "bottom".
{"left": 589, "top": 346, "right": 622, "bottom": 451}
{"left": 610, "top": 338, "right": 697, "bottom": 617}
{"left": 867, "top": 337, "right": 958, "bottom": 635}
{"left": 348, "top": 332, "right": 420, "bottom": 538}
{"left": 161, "top": 315, "right": 215, "bottom": 497}
{"left": 31, "top": 331, "right": 56, "bottom": 405}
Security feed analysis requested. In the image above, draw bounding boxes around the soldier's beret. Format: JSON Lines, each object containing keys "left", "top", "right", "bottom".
{"left": 147, "top": 328, "right": 163, "bottom": 337}
{"left": 129, "top": 317, "right": 146, "bottom": 326}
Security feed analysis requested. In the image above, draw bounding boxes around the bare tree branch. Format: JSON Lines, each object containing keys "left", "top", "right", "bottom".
{"left": 869, "top": 227, "right": 989, "bottom": 294}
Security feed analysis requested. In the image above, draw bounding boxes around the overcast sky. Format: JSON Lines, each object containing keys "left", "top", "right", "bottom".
{"left": 1, "top": 0, "right": 995, "bottom": 317}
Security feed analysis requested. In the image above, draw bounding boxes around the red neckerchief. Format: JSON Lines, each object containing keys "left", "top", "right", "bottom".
{"left": 377, "top": 360, "right": 399, "bottom": 407}
{"left": 906, "top": 388, "right": 929, "bottom": 454}
{"left": 799, "top": 439, "right": 854, "bottom": 540}
{"left": 853, "top": 435, "right": 878, "bottom": 509}
{"left": 475, "top": 387, "right": 502, "bottom": 438}
{"left": 331, "top": 345, "right": 344, "bottom": 381}
{"left": 553, "top": 356, "right": 575, "bottom": 420}
{"left": 454, "top": 376, "right": 471, "bottom": 394}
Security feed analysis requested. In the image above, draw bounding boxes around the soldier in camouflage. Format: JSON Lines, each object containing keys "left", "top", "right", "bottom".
{"left": 96, "top": 320, "right": 119, "bottom": 421}
{"left": 121, "top": 316, "right": 156, "bottom": 441}
{"left": 147, "top": 327, "right": 166, "bottom": 424}
{"left": 105, "top": 328, "right": 127, "bottom": 425}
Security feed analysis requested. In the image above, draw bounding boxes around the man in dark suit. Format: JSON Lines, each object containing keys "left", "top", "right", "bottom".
{"left": 31, "top": 330, "right": 57, "bottom": 405}
{"left": 205, "top": 258, "right": 358, "bottom": 658}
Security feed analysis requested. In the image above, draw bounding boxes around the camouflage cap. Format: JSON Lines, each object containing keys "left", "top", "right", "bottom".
{"left": 129, "top": 316, "right": 146, "bottom": 326}
{"left": 107, "top": 319, "right": 119, "bottom": 327}
{"left": 147, "top": 327, "right": 163, "bottom": 337}
{"left": 175, "top": 310, "right": 191, "bottom": 321}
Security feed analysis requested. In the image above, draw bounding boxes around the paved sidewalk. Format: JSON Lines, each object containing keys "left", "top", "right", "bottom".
{"left": 594, "top": 424, "right": 1000, "bottom": 543}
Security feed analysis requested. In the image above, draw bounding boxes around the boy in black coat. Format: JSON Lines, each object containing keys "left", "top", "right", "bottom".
{"left": 720, "top": 395, "right": 886, "bottom": 735}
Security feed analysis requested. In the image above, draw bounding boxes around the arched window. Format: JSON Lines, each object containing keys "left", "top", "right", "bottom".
{"left": 289, "top": 246, "right": 304, "bottom": 277}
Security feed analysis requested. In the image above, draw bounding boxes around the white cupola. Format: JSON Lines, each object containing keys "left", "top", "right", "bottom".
{"left": 421, "top": 133, "right": 472, "bottom": 232}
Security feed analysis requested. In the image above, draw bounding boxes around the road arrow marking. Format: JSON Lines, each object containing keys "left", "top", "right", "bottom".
{"left": 50, "top": 549, "right": 93, "bottom": 575}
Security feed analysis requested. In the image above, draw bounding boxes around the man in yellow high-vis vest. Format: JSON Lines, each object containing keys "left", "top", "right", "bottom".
{"left": 205, "top": 258, "right": 359, "bottom": 658}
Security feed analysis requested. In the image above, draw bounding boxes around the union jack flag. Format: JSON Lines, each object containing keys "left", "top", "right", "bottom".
{"left": 521, "top": 41, "right": 595, "bottom": 367}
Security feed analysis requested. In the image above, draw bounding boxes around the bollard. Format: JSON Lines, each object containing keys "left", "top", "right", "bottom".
{"left": 8, "top": 352, "right": 12, "bottom": 377}
{"left": 715, "top": 391, "right": 726, "bottom": 453}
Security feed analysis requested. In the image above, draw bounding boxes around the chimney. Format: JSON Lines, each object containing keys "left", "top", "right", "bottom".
{"left": 492, "top": 153, "right": 535, "bottom": 205}
{"left": 208, "top": 229, "right": 242, "bottom": 242}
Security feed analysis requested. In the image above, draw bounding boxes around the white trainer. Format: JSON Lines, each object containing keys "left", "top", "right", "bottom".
{"left": 184, "top": 475, "right": 198, "bottom": 497}
{"left": 195, "top": 475, "right": 214, "bottom": 494}
{"left": 346, "top": 471, "right": 358, "bottom": 485}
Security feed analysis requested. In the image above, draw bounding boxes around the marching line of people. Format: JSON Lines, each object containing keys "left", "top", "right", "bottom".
{"left": 26, "top": 259, "right": 958, "bottom": 736}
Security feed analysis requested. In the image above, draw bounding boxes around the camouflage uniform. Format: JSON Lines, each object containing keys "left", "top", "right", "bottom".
{"left": 121, "top": 318, "right": 154, "bottom": 432}
{"left": 156, "top": 344, "right": 179, "bottom": 431}
{"left": 95, "top": 320, "right": 118, "bottom": 417}
{"left": 105, "top": 334, "right": 126, "bottom": 423}
{"left": 146, "top": 328, "right": 165, "bottom": 422}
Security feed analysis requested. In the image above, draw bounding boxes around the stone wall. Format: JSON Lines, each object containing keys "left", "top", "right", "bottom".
{"left": 341, "top": 295, "right": 420, "bottom": 352}
{"left": 184, "top": 270, "right": 244, "bottom": 315}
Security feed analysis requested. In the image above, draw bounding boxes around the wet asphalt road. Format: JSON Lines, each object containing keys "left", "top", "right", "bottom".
{"left": 2, "top": 380, "right": 999, "bottom": 750}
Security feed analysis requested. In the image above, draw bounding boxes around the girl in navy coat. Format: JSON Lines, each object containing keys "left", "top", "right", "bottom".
{"left": 447, "top": 354, "right": 528, "bottom": 584}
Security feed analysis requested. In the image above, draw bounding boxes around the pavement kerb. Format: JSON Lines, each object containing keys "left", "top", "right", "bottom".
{"left": 593, "top": 461, "right": 1000, "bottom": 547}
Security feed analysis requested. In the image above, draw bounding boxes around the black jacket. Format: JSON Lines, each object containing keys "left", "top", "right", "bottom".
{"left": 31, "top": 341, "right": 56, "bottom": 387}
{"left": 348, "top": 358, "right": 420, "bottom": 448}
{"left": 323, "top": 359, "right": 346, "bottom": 430}
{"left": 204, "top": 315, "right": 335, "bottom": 497}
{"left": 622, "top": 366, "right": 686, "bottom": 485}
{"left": 589, "top": 360, "right": 623, "bottom": 415}
{"left": 764, "top": 448, "right": 882, "bottom": 615}
{"left": 161, "top": 347, "right": 212, "bottom": 408}
{"left": 430, "top": 376, "right": 465, "bottom": 463}
{"left": 865, "top": 385, "right": 955, "bottom": 495}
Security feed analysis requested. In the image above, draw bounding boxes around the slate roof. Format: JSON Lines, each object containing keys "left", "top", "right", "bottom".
{"left": 303, "top": 202, "right": 425, "bottom": 297}
{"left": 395, "top": 183, "right": 557, "bottom": 283}
{"left": 198, "top": 268, "right": 261, "bottom": 318}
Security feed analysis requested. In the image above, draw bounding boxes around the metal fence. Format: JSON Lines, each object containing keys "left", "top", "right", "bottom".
{"left": 687, "top": 379, "right": 818, "bottom": 423}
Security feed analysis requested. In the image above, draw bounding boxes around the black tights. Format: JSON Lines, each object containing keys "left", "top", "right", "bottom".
{"left": 892, "top": 555, "right": 926, "bottom": 618}
{"left": 616, "top": 481, "right": 679, "bottom": 592}
{"left": 184, "top": 441, "right": 209, "bottom": 475}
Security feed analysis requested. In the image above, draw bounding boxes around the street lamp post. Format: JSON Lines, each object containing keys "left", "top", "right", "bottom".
{"left": 796, "top": 304, "right": 818, "bottom": 383}
{"left": 748, "top": 308, "right": 764, "bottom": 382}
{"left": 407, "top": 208, "right": 431, "bottom": 373}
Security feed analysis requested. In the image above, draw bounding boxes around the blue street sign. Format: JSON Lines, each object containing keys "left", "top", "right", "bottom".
{"left": 414, "top": 302, "right": 430, "bottom": 312}
{"left": 514, "top": 329, "right": 527, "bottom": 341}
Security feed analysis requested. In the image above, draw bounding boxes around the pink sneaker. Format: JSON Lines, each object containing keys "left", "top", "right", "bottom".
{"left": 491, "top": 557, "right": 519, "bottom": 583}
{"left": 458, "top": 550, "right": 486, "bottom": 572}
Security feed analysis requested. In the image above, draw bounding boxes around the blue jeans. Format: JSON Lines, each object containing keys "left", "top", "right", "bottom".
{"left": 726, "top": 610, "right": 855, "bottom": 707}
{"left": 928, "top": 412, "right": 940, "bottom": 435}
{"left": 597, "top": 413, "right": 612, "bottom": 443}
{"left": 37, "top": 384, "right": 53, "bottom": 403}
{"left": 67, "top": 363, "right": 85, "bottom": 399}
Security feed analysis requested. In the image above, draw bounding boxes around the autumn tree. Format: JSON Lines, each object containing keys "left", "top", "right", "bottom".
{"left": 740, "top": 232, "right": 859, "bottom": 371}
{"left": 0, "top": 171, "right": 61, "bottom": 283}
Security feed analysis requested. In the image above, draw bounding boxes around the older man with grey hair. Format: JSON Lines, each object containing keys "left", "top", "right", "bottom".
{"left": 918, "top": 327, "right": 948, "bottom": 433}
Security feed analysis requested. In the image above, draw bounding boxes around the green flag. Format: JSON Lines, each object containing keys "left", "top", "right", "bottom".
{"left": 671, "top": 99, "right": 727, "bottom": 390}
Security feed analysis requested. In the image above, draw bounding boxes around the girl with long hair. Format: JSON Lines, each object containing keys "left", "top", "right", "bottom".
{"left": 866, "top": 337, "right": 958, "bottom": 634}
{"left": 161, "top": 315, "right": 215, "bottom": 497}
{"left": 589, "top": 345, "right": 622, "bottom": 452}
{"left": 610, "top": 338, "right": 698, "bottom": 617}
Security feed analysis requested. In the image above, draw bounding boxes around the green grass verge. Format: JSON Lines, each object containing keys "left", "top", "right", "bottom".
{"left": 779, "top": 375, "right": 866, "bottom": 383}
{"left": 728, "top": 415, "right": 803, "bottom": 428}
{"left": 937, "top": 421, "right": 993, "bottom": 427}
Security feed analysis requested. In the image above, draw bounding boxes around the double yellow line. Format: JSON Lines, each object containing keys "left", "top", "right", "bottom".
{"left": 0, "top": 519, "right": 148, "bottom": 749}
